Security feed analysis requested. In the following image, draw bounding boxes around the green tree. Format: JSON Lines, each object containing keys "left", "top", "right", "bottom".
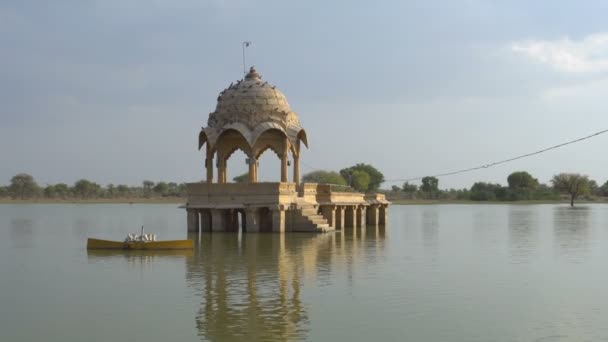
{"left": 167, "top": 182, "right": 180, "bottom": 196}
{"left": 232, "top": 173, "right": 249, "bottom": 183}
{"left": 601, "top": 180, "right": 608, "bottom": 197}
{"left": 153, "top": 182, "right": 169, "bottom": 196}
{"left": 8, "top": 173, "right": 40, "bottom": 199}
{"left": 43, "top": 185, "right": 57, "bottom": 198}
{"left": 73, "top": 179, "right": 101, "bottom": 199}
{"left": 507, "top": 171, "right": 539, "bottom": 190}
{"left": 588, "top": 180, "right": 600, "bottom": 196}
{"left": 402, "top": 182, "right": 417, "bottom": 194}
{"left": 420, "top": 176, "right": 439, "bottom": 199}
{"left": 302, "top": 170, "right": 347, "bottom": 185}
{"left": 551, "top": 173, "right": 590, "bottom": 207}
{"left": 142, "top": 180, "right": 154, "bottom": 198}
{"left": 340, "top": 163, "right": 384, "bottom": 191}
{"left": 0, "top": 186, "right": 8, "bottom": 197}
{"left": 470, "top": 182, "right": 504, "bottom": 201}
{"left": 350, "top": 170, "right": 370, "bottom": 192}
{"left": 116, "top": 185, "right": 131, "bottom": 197}
{"left": 54, "top": 183, "right": 69, "bottom": 199}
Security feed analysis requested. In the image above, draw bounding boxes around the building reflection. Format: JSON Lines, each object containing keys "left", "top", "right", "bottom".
{"left": 553, "top": 206, "right": 591, "bottom": 261}
{"left": 186, "top": 228, "right": 386, "bottom": 342}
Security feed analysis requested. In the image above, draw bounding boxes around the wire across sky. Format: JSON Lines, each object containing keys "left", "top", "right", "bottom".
{"left": 382, "top": 128, "right": 608, "bottom": 183}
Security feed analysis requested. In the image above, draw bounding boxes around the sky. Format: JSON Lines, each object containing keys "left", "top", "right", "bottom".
{"left": 1, "top": 0, "right": 608, "bottom": 189}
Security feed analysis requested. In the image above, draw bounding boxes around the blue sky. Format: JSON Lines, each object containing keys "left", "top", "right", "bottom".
{"left": 2, "top": 0, "right": 608, "bottom": 189}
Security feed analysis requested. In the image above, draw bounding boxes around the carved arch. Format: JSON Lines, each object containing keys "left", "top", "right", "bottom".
{"left": 198, "top": 130, "right": 208, "bottom": 150}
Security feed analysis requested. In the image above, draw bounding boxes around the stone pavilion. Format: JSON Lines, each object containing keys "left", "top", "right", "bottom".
{"left": 185, "top": 67, "right": 389, "bottom": 233}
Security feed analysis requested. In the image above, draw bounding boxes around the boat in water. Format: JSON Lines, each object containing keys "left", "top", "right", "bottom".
{"left": 87, "top": 226, "right": 194, "bottom": 250}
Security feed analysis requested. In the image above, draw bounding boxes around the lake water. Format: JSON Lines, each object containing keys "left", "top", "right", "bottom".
{"left": 1, "top": 204, "right": 608, "bottom": 341}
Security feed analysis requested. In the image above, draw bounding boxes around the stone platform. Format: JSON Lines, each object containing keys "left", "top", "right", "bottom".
{"left": 184, "top": 182, "right": 389, "bottom": 233}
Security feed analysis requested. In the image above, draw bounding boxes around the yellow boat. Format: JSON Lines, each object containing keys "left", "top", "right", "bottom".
{"left": 87, "top": 238, "right": 194, "bottom": 250}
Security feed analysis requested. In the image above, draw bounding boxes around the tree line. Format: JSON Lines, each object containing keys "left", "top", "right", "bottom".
{"left": 387, "top": 171, "right": 608, "bottom": 206}
{"left": 299, "top": 166, "right": 608, "bottom": 207}
{"left": 0, "top": 173, "right": 187, "bottom": 200}
{"left": 4, "top": 168, "right": 608, "bottom": 206}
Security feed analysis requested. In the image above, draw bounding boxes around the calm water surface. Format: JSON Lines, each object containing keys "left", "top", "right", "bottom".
{"left": 1, "top": 204, "right": 608, "bottom": 341}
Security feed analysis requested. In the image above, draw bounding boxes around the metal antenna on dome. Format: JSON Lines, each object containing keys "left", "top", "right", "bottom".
{"left": 242, "top": 41, "right": 252, "bottom": 76}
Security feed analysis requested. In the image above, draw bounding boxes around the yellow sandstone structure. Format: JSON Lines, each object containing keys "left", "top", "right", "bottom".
{"left": 185, "top": 67, "right": 389, "bottom": 233}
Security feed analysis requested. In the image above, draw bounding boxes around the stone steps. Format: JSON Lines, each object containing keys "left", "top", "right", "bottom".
{"left": 293, "top": 199, "right": 332, "bottom": 232}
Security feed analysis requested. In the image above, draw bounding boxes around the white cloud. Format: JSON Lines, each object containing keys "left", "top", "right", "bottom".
{"left": 511, "top": 32, "right": 608, "bottom": 72}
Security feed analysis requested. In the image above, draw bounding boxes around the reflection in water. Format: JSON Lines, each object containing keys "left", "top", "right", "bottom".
{"left": 186, "top": 231, "right": 385, "bottom": 342}
{"left": 553, "top": 206, "right": 591, "bottom": 262}
{"left": 508, "top": 206, "right": 538, "bottom": 263}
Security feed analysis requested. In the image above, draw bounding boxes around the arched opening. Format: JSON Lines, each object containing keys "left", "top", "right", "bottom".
{"left": 225, "top": 148, "right": 249, "bottom": 183}
{"left": 253, "top": 129, "right": 291, "bottom": 183}
{"left": 215, "top": 129, "right": 253, "bottom": 184}
{"left": 256, "top": 146, "right": 285, "bottom": 182}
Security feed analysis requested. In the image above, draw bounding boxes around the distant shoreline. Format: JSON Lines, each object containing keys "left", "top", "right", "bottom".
{"left": 0, "top": 197, "right": 185, "bottom": 204}
{"left": 1, "top": 197, "right": 606, "bottom": 206}
{"left": 389, "top": 198, "right": 608, "bottom": 205}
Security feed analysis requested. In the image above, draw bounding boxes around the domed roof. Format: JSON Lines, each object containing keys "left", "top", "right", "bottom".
{"left": 200, "top": 67, "right": 308, "bottom": 151}
{"left": 214, "top": 67, "right": 292, "bottom": 116}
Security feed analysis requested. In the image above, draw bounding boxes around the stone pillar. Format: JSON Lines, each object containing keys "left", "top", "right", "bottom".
{"left": 358, "top": 206, "right": 366, "bottom": 228}
{"left": 217, "top": 157, "right": 227, "bottom": 184}
{"left": 344, "top": 206, "right": 356, "bottom": 228}
{"left": 200, "top": 209, "right": 211, "bottom": 232}
{"left": 272, "top": 206, "right": 286, "bottom": 233}
{"left": 245, "top": 207, "right": 260, "bottom": 233}
{"left": 367, "top": 205, "right": 379, "bottom": 226}
{"left": 206, "top": 149, "right": 213, "bottom": 184}
{"left": 280, "top": 155, "right": 288, "bottom": 183}
{"left": 335, "top": 206, "right": 345, "bottom": 230}
{"left": 210, "top": 209, "right": 225, "bottom": 232}
{"left": 321, "top": 205, "right": 336, "bottom": 229}
{"left": 380, "top": 205, "right": 388, "bottom": 225}
{"left": 187, "top": 208, "right": 199, "bottom": 233}
{"left": 293, "top": 154, "right": 300, "bottom": 187}
{"left": 248, "top": 157, "right": 257, "bottom": 183}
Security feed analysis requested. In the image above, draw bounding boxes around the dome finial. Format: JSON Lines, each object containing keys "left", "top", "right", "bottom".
{"left": 245, "top": 66, "right": 261, "bottom": 80}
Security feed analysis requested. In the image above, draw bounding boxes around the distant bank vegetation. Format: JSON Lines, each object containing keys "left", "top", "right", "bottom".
{"left": 0, "top": 174, "right": 186, "bottom": 201}
{"left": 386, "top": 172, "right": 608, "bottom": 207}
{"left": 2, "top": 168, "right": 607, "bottom": 206}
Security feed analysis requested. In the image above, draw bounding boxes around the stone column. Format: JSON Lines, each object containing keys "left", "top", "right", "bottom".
{"left": 280, "top": 137, "right": 289, "bottom": 182}
{"left": 293, "top": 154, "right": 300, "bottom": 187}
{"left": 245, "top": 207, "right": 260, "bottom": 233}
{"left": 200, "top": 210, "right": 211, "bottom": 232}
{"left": 335, "top": 206, "right": 345, "bottom": 230}
{"left": 217, "top": 156, "right": 227, "bottom": 184}
{"left": 367, "top": 205, "right": 379, "bottom": 226}
{"left": 380, "top": 205, "right": 388, "bottom": 225}
{"left": 272, "top": 206, "right": 286, "bottom": 233}
{"left": 358, "top": 206, "right": 367, "bottom": 229}
{"left": 206, "top": 158, "right": 213, "bottom": 184}
{"left": 248, "top": 157, "right": 257, "bottom": 183}
{"left": 321, "top": 205, "right": 336, "bottom": 229}
{"left": 280, "top": 155, "right": 288, "bottom": 182}
{"left": 187, "top": 208, "right": 199, "bottom": 233}
{"left": 344, "top": 206, "right": 355, "bottom": 228}
{"left": 210, "top": 209, "right": 225, "bottom": 232}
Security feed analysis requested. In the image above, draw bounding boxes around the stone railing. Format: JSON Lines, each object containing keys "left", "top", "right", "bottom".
{"left": 186, "top": 182, "right": 298, "bottom": 207}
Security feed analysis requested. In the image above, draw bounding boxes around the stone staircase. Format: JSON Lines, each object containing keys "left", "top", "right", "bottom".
{"left": 291, "top": 198, "right": 333, "bottom": 232}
